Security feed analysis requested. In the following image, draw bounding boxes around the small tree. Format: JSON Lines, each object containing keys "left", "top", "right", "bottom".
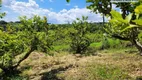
{"left": 69, "top": 16, "right": 92, "bottom": 54}
{"left": 0, "top": 15, "right": 52, "bottom": 75}
{"left": 105, "top": 4, "right": 142, "bottom": 55}
{"left": 19, "top": 16, "right": 52, "bottom": 52}
{"left": 86, "top": 0, "right": 141, "bottom": 19}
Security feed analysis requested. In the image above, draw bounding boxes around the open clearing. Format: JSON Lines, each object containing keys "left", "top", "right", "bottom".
{"left": 19, "top": 49, "right": 142, "bottom": 80}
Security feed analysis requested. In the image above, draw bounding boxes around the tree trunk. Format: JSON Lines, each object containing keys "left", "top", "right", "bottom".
{"left": 131, "top": 39, "right": 142, "bottom": 56}
{"left": 0, "top": 48, "right": 34, "bottom": 76}
{"left": 122, "top": 9, "right": 126, "bottom": 19}
{"left": 76, "top": 46, "right": 81, "bottom": 54}
{"left": 13, "top": 47, "right": 34, "bottom": 68}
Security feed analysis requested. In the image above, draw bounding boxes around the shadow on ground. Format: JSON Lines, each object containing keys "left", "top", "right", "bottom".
{"left": 0, "top": 70, "right": 28, "bottom": 80}
{"left": 40, "top": 64, "right": 73, "bottom": 80}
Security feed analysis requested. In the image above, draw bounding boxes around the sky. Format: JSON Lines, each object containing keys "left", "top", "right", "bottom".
{"left": 1, "top": 0, "right": 118, "bottom": 24}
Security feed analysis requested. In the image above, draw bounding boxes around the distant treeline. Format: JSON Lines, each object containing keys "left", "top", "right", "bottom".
{"left": 0, "top": 20, "right": 106, "bottom": 32}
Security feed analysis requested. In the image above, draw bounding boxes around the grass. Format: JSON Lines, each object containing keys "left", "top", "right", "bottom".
{"left": 52, "top": 44, "right": 70, "bottom": 51}
{"left": 12, "top": 48, "right": 141, "bottom": 80}
{"left": 5, "top": 75, "right": 28, "bottom": 80}
{"left": 90, "top": 42, "right": 102, "bottom": 49}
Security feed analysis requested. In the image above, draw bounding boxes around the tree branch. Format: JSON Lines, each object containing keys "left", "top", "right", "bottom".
{"left": 13, "top": 47, "right": 34, "bottom": 68}
{"left": 111, "top": 34, "right": 129, "bottom": 41}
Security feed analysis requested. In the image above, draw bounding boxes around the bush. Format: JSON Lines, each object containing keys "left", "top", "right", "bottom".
{"left": 0, "top": 15, "right": 52, "bottom": 76}
{"left": 69, "top": 16, "right": 92, "bottom": 54}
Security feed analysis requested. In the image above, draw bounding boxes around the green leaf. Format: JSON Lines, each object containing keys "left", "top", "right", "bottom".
{"left": 86, "top": 0, "right": 93, "bottom": 2}
{"left": 138, "top": 31, "right": 142, "bottom": 40}
{"left": 66, "top": 0, "right": 70, "bottom": 3}
{"left": 125, "top": 13, "right": 133, "bottom": 23}
{"left": 110, "top": 10, "right": 123, "bottom": 19}
{"left": 120, "top": 24, "right": 138, "bottom": 32}
{"left": 135, "top": 5, "right": 142, "bottom": 14}
{"left": 133, "top": 19, "right": 142, "bottom": 26}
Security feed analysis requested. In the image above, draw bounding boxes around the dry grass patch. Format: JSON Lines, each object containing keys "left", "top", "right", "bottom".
{"left": 18, "top": 50, "right": 142, "bottom": 80}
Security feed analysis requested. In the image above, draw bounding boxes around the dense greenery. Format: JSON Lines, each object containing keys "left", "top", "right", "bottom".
{"left": 0, "top": 16, "right": 52, "bottom": 78}
{"left": 85, "top": 0, "right": 142, "bottom": 55}
{"left": 69, "top": 16, "right": 92, "bottom": 53}
{"left": 0, "top": 0, "right": 142, "bottom": 79}
{"left": 86, "top": 0, "right": 141, "bottom": 18}
{"left": 105, "top": 4, "right": 142, "bottom": 55}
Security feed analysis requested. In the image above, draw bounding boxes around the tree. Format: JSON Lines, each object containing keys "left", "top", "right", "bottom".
{"left": 0, "top": 20, "right": 7, "bottom": 24}
{"left": 86, "top": 0, "right": 141, "bottom": 19}
{"left": 69, "top": 16, "right": 92, "bottom": 54}
{"left": 19, "top": 16, "right": 52, "bottom": 53}
{"left": 105, "top": 4, "right": 142, "bottom": 55}
{"left": 85, "top": 0, "right": 142, "bottom": 55}
{"left": 86, "top": 0, "right": 112, "bottom": 16}
{"left": 66, "top": 0, "right": 142, "bottom": 55}
{"left": 0, "top": 15, "right": 52, "bottom": 75}
{"left": 0, "top": 0, "right": 6, "bottom": 18}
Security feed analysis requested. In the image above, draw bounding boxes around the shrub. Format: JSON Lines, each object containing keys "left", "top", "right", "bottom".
{"left": 69, "top": 16, "right": 92, "bottom": 54}
{"left": 0, "top": 15, "right": 52, "bottom": 76}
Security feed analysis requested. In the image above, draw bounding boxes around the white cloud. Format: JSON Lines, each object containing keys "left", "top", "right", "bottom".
{"left": 2, "top": 0, "right": 104, "bottom": 24}
{"left": 2, "top": 0, "right": 15, "bottom": 7}
{"left": 112, "top": 4, "right": 120, "bottom": 11}
{"left": 112, "top": 4, "right": 122, "bottom": 14}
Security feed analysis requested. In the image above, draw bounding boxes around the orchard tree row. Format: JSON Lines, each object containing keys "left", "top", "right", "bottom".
{"left": 0, "top": 0, "right": 142, "bottom": 78}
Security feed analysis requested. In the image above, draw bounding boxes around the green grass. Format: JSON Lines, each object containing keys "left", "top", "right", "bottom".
{"left": 1, "top": 74, "right": 28, "bottom": 80}
{"left": 90, "top": 42, "right": 102, "bottom": 49}
{"left": 53, "top": 44, "right": 70, "bottom": 51}
{"left": 84, "top": 64, "right": 132, "bottom": 80}
{"left": 107, "top": 38, "right": 120, "bottom": 48}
